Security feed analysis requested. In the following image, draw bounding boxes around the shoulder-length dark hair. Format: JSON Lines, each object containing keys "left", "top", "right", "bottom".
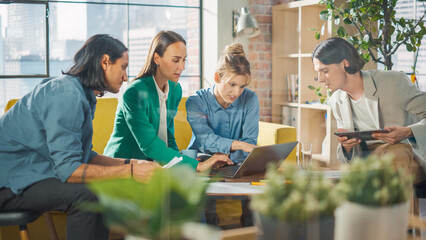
{"left": 311, "top": 37, "right": 365, "bottom": 74}
{"left": 133, "top": 30, "right": 186, "bottom": 82}
{"left": 64, "top": 34, "right": 128, "bottom": 92}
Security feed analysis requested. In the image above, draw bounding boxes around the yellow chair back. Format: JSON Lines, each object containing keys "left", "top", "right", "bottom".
{"left": 4, "top": 98, "right": 118, "bottom": 154}
{"left": 4, "top": 99, "right": 18, "bottom": 113}
{"left": 92, "top": 98, "right": 118, "bottom": 153}
{"left": 174, "top": 97, "right": 192, "bottom": 151}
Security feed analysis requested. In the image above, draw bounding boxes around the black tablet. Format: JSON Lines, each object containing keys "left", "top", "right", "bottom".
{"left": 334, "top": 129, "right": 389, "bottom": 141}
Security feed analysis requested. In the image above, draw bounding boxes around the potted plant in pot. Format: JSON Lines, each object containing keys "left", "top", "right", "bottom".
{"left": 334, "top": 154, "right": 413, "bottom": 240}
{"left": 85, "top": 165, "right": 215, "bottom": 240}
{"left": 250, "top": 164, "right": 340, "bottom": 240}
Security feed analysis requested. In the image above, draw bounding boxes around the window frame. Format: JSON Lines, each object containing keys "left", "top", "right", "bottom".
{"left": 0, "top": 0, "right": 203, "bottom": 88}
{"left": 0, "top": 1, "right": 50, "bottom": 79}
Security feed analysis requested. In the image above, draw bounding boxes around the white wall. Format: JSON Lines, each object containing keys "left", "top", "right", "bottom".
{"left": 202, "top": 0, "right": 249, "bottom": 88}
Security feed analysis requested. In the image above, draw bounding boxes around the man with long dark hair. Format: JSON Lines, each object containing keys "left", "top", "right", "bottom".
{"left": 0, "top": 34, "right": 158, "bottom": 240}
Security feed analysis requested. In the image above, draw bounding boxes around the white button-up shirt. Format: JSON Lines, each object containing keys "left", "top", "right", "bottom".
{"left": 153, "top": 77, "right": 169, "bottom": 146}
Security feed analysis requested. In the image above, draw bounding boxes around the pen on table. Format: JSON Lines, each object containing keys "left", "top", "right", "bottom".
{"left": 250, "top": 181, "right": 266, "bottom": 186}
{"left": 251, "top": 180, "right": 292, "bottom": 185}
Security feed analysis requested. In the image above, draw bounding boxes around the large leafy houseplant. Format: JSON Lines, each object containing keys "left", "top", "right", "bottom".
{"left": 86, "top": 166, "right": 208, "bottom": 240}
{"left": 316, "top": 0, "right": 426, "bottom": 70}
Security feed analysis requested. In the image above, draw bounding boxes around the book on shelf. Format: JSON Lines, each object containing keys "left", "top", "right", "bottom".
{"left": 286, "top": 74, "right": 299, "bottom": 103}
{"left": 282, "top": 106, "right": 298, "bottom": 129}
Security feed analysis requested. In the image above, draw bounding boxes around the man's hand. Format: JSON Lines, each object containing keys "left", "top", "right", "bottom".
{"left": 132, "top": 160, "right": 161, "bottom": 183}
{"left": 336, "top": 128, "right": 361, "bottom": 153}
{"left": 196, "top": 153, "right": 233, "bottom": 172}
{"left": 240, "top": 142, "right": 256, "bottom": 153}
{"left": 231, "top": 140, "right": 256, "bottom": 153}
{"left": 372, "top": 126, "right": 413, "bottom": 144}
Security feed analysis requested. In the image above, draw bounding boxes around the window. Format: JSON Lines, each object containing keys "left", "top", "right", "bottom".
{"left": 391, "top": 0, "right": 426, "bottom": 91}
{"left": 0, "top": 0, "right": 201, "bottom": 115}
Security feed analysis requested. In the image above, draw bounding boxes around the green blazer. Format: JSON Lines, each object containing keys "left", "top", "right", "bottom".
{"left": 103, "top": 76, "right": 198, "bottom": 169}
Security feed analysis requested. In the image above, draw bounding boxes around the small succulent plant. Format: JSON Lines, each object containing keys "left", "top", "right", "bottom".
{"left": 336, "top": 154, "right": 413, "bottom": 206}
{"left": 250, "top": 164, "right": 340, "bottom": 222}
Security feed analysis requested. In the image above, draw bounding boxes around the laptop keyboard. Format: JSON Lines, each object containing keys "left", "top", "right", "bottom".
{"left": 210, "top": 162, "right": 242, "bottom": 178}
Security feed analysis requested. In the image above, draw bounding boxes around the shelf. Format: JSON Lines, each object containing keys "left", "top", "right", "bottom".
{"left": 275, "top": 54, "right": 300, "bottom": 59}
{"left": 275, "top": 102, "right": 330, "bottom": 111}
{"left": 276, "top": 102, "right": 299, "bottom": 107}
{"left": 300, "top": 53, "right": 312, "bottom": 58}
{"left": 272, "top": 0, "right": 338, "bottom": 167}
{"left": 275, "top": 53, "right": 314, "bottom": 58}
{"left": 299, "top": 103, "right": 330, "bottom": 110}
{"left": 275, "top": 0, "right": 321, "bottom": 9}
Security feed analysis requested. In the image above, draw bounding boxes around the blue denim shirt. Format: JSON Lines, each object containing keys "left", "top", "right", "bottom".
{"left": 0, "top": 75, "right": 97, "bottom": 194}
{"left": 186, "top": 86, "right": 259, "bottom": 162}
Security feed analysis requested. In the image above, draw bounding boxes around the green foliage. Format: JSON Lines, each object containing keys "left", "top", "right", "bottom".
{"left": 308, "top": 85, "right": 332, "bottom": 104}
{"left": 86, "top": 166, "right": 207, "bottom": 239}
{"left": 250, "top": 165, "right": 340, "bottom": 222}
{"left": 336, "top": 155, "right": 413, "bottom": 206}
{"left": 317, "top": 0, "right": 426, "bottom": 70}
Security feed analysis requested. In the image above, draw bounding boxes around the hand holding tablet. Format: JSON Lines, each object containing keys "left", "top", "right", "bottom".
{"left": 334, "top": 129, "right": 390, "bottom": 141}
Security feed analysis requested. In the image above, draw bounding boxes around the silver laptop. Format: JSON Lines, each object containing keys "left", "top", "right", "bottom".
{"left": 210, "top": 141, "right": 298, "bottom": 178}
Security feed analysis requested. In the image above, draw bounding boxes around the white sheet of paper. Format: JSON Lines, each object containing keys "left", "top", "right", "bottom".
{"left": 162, "top": 156, "right": 183, "bottom": 168}
{"left": 206, "top": 182, "right": 264, "bottom": 195}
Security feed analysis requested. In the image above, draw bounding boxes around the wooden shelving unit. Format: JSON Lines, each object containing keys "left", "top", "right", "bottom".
{"left": 271, "top": 0, "right": 339, "bottom": 167}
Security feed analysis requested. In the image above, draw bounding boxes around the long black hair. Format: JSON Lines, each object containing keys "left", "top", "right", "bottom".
{"left": 65, "top": 34, "right": 128, "bottom": 92}
{"left": 312, "top": 37, "right": 365, "bottom": 74}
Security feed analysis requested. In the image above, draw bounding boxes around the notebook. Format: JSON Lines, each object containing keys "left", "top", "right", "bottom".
{"left": 210, "top": 141, "right": 298, "bottom": 178}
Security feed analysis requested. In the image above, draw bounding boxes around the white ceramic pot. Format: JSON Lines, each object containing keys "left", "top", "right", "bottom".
{"left": 125, "top": 235, "right": 150, "bottom": 240}
{"left": 334, "top": 201, "right": 409, "bottom": 240}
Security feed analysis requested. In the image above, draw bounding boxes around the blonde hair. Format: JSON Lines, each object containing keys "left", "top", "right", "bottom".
{"left": 133, "top": 30, "right": 186, "bottom": 82}
{"left": 216, "top": 43, "right": 251, "bottom": 83}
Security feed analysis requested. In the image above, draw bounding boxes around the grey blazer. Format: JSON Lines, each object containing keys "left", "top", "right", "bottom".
{"left": 328, "top": 70, "right": 426, "bottom": 170}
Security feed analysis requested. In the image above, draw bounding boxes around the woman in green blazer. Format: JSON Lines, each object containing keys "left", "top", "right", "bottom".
{"left": 104, "top": 31, "right": 232, "bottom": 171}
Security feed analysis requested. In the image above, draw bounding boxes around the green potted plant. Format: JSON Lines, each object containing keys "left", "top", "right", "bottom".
{"left": 334, "top": 154, "right": 413, "bottom": 240}
{"left": 307, "top": 85, "right": 332, "bottom": 104}
{"left": 250, "top": 164, "right": 340, "bottom": 240}
{"left": 86, "top": 166, "right": 211, "bottom": 240}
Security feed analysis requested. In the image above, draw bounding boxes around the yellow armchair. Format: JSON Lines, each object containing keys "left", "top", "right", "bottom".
{"left": 4, "top": 98, "right": 118, "bottom": 155}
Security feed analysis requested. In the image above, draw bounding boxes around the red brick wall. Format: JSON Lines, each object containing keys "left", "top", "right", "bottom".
{"left": 248, "top": 0, "right": 292, "bottom": 122}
